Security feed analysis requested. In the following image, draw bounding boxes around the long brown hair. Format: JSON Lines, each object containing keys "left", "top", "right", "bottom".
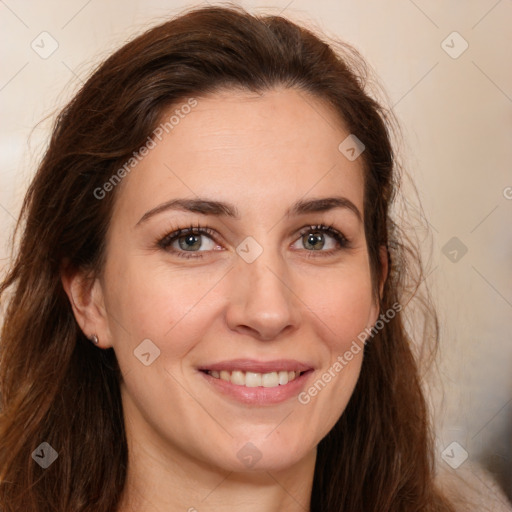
{"left": 0, "top": 4, "right": 455, "bottom": 511}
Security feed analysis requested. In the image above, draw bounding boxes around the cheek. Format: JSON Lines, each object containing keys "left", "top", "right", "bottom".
{"left": 305, "top": 264, "right": 375, "bottom": 350}
{"left": 103, "top": 254, "right": 223, "bottom": 355}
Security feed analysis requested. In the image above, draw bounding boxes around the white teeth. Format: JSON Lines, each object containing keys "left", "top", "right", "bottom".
{"left": 230, "top": 370, "right": 245, "bottom": 386}
{"left": 278, "top": 370, "right": 289, "bottom": 385}
{"left": 245, "top": 372, "right": 262, "bottom": 387}
{"left": 262, "top": 371, "right": 278, "bottom": 387}
{"left": 206, "top": 369, "right": 302, "bottom": 388}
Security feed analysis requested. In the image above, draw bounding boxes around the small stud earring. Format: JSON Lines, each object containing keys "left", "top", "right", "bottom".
{"left": 90, "top": 334, "right": 99, "bottom": 345}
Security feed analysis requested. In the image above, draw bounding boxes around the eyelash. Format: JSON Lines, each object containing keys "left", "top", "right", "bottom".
{"left": 156, "top": 223, "right": 350, "bottom": 260}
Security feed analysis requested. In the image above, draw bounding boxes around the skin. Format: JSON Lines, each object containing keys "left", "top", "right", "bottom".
{"left": 62, "top": 87, "right": 388, "bottom": 512}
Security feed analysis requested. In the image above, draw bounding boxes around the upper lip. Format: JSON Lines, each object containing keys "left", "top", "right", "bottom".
{"left": 198, "top": 359, "right": 314, "bottom": 373}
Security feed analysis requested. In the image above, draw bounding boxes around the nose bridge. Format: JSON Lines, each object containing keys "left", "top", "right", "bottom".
{"left": 226, "top": 235, "right": 300, "bottom": 339}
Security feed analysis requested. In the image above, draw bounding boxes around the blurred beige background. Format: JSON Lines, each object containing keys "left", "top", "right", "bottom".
{"left": 1, "top": 0, "right": 511, "bottom": 498}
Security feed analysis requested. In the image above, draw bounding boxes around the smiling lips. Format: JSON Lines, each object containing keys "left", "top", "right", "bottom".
{"left": 198, "top": 359, "right": 313, "bottom": 390}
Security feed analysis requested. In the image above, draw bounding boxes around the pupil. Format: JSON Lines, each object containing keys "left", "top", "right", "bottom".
{"left": 180, "top": 234, "right": 200, "bottom": 250}
{"left": 307, "top": 233, "right": 323, "bottom": 250}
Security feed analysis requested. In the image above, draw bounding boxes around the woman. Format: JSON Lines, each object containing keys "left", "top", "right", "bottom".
{"left": 0, "top": 4, "right": 507, "bottom": 511}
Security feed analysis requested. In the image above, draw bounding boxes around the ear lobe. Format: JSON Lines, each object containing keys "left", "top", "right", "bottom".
{"left": 60, "top": 264, "right": 110, "bottom": 347}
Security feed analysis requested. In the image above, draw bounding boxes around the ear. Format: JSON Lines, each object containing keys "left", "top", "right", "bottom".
{"left": 368, "top": 244, "right": 390, "bottom": 327}
{"left": 60, "top": 262, "right": 112, "bottom": 348}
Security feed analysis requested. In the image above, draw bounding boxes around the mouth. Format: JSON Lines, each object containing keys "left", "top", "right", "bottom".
{"left": 197, "top": 359, "right": 314, "bottom": 405}
{"left": 201, "top": 369, "right": 309, "bottom": 388}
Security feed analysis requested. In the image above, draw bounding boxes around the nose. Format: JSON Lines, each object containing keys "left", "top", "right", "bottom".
{"left": 225, "top": 248, "right": 301, "bottom": 341}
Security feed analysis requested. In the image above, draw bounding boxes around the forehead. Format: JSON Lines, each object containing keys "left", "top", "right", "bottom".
{"left": 112, "top": 87, "right": 365, "bottom": 224}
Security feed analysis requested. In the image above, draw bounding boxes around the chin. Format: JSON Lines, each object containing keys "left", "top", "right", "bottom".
{"left": 211, "top": 434, "right": 315, "bottom": 473}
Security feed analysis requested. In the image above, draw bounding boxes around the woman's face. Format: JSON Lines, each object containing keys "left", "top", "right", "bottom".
{"left": 84, "top": 87, "right": 383, "bottom": 473}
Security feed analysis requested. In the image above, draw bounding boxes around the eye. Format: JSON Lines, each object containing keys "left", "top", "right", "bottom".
{"left": 157, "top": 224, "right": 221, "bottom": 259}
{"left": 291, "top": 224, "right": 350, "bottom": 257}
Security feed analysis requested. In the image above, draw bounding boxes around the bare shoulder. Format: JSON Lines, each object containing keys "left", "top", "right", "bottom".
{"left": 435, "top": 461, "right": 512, "bottom": 512}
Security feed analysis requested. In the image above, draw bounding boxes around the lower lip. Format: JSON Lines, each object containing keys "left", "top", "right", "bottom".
{"left": 199, "top": 370, "right": 314, "bottom": 405}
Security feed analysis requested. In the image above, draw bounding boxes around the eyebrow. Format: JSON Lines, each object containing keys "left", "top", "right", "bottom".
{"left": 136, "top": 195, "right": 362, "bottom": 226}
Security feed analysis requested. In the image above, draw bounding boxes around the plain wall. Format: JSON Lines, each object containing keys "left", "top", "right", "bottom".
{"left": 1, "top": 0, "right": 511, "bottom": 498}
